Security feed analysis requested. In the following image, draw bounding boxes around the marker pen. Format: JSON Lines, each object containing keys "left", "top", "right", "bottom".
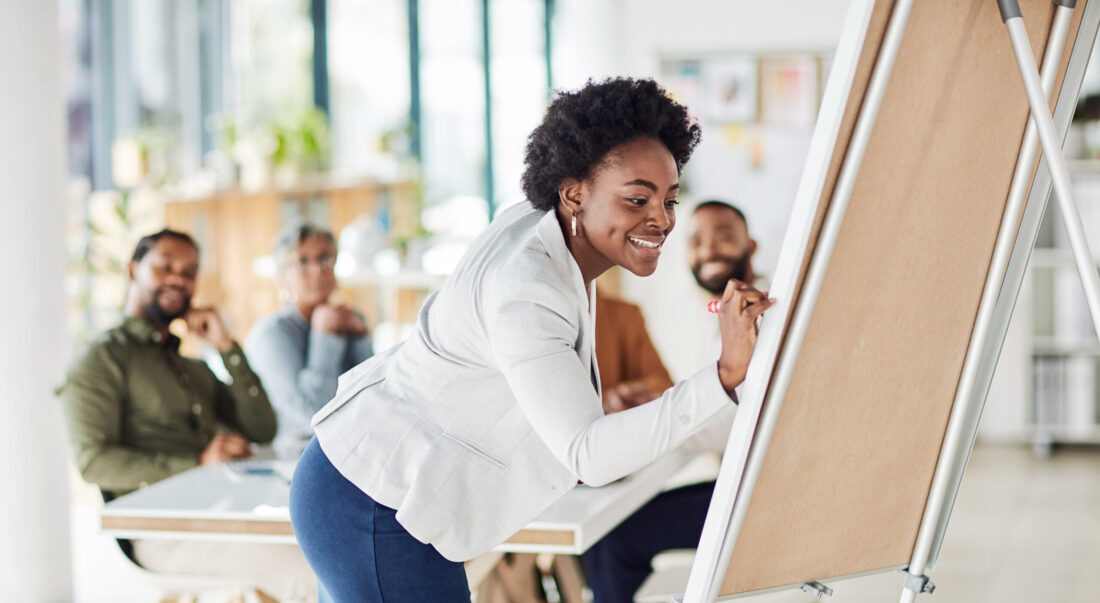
{"left": 707, "top": 296, "right": 773, "bottom": 313}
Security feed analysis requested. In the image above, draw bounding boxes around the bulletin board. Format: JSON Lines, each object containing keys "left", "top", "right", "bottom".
{"left": 695, "top": 0, "right": 1091, "bottom": 596}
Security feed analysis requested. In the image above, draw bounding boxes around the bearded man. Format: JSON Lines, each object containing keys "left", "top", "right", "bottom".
{"left": 584, "top": 200, "right": 760, "bottom": 603}
{"left": 61, "top": 229, "right": 316, "bottom": 601}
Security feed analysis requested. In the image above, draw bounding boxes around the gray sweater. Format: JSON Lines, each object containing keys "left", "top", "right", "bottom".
{"left": 245, "top": 305, "right": 373, "bottom": 450}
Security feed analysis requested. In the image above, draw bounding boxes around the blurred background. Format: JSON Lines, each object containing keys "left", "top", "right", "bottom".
{"left": 55, "top": 0, "right": 848, "bottom": 364}
{"left": 3, "top": 1, "right": 1100, "bottom": 601}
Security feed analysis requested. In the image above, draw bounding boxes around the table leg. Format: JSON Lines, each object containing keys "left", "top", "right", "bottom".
{"left": 474, "top": 553, "right": 544, "bottom": 603}
{"left": 550, "top": 556, "right": 587, "bottom": 603}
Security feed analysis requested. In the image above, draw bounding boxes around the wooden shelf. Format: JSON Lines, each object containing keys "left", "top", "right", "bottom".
{"left": 1029, "top": 426, "right": 1100, "bottom": 444}
{"left": 164, "top": 180, "right": 415, "bottom": 337}
{"left": 1028, "top": 248, "right": 1083, "bottom": 268}
{"left": 1066, "top": 158, "right": 1100, "bottom": 176}
{"left": 1032, "top": 337, "right": 1100, "bottom": 356}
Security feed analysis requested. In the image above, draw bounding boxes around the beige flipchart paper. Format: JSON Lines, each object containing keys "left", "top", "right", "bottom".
{"left": 720, "top": 0, "right": 1086, "bottom": 595}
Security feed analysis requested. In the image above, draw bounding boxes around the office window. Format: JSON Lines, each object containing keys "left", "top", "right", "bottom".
{"left": 67, "top": 1, "right": 231, "bottom": 189}
{"left": 60, "top": 0, "right": 94, "bottom": 186}
{"left": 488, "top": 0, "right": 549, "bottom": 210}
{"left": 80, "top": 2, "right": 195, "bottom": 188}
{"left": 68, "top": 0, "right": 555, "bottom": 206}
{"left": 229, "top": 0, "right": 315, "bottom": 126}
{"left": 418, "top": 0, "right": 488, "bottom": 207}
{"left": 327, "top": 0, "right": 411, "bottom": 176}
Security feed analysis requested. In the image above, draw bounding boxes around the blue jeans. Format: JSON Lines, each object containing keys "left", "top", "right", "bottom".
{"left": 289, "top": 438, "right": 470, "bottom": 602}
{"left": 582, "top": 481, "right": 715, "bottom": 603}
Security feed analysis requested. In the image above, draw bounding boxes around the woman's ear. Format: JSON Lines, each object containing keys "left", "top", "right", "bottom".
{"left": 557, "top": 178, "right": 583, "bottom": 215}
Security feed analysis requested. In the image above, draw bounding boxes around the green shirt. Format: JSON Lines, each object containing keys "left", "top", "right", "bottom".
{"left": 59, "top": 316, "right": 277, "bottom": 496}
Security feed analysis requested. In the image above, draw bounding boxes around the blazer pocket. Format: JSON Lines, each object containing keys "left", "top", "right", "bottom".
{"left": 311, "top": 374, "right": 386, "bottom": 427}
{"left": 440, "top": 431, "right": 508, "bottom": 470}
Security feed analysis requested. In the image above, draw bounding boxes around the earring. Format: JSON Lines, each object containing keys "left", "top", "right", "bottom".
{"left": 571, "top": 213, "right": 578, "bottom": 237}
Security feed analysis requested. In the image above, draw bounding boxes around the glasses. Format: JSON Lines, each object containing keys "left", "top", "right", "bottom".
{"left": 288, "top": 254, "right": 337, "bottom": 272}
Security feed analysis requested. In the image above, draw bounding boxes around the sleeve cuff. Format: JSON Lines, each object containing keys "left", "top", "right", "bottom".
{"left": 671, "top": 363, "right": 738, "bottom": 432}
{"left": 220, "top": 342, "right": 251, "bottom": 377}
{"left": 699, "top": 361, "right": 737, "bottom": 405}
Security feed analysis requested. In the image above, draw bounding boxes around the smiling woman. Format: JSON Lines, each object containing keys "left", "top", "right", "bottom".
{"left": 288, "top": 77, "right": 775, "bottom": 602}
{"left": 558, "top": 136, "right": 681, "bottom": 279}
{"left": 520, "top": 78, "right": 701, "bottom": 283}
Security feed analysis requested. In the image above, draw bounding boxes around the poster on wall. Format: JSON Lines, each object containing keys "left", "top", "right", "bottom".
{"left": 701, "top": 55, "right": 758, "bottom": 123}
{"left": 660, "top": 59, "right": 704, "bottom": 119}
{"left": 759, "top": 55, "right": 820, "bottom": 128}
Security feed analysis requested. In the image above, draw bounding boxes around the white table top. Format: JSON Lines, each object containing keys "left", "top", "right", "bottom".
{"left": 101, "top": 449, "right": 694, "bottom": 555}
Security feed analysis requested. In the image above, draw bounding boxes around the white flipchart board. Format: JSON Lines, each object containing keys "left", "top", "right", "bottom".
{"left": 683, "top": 0, "right": 1097, "bottom": 600}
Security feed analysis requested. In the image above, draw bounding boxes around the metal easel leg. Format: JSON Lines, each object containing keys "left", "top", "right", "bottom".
{"left": 1004, "top": 0, "right": 1100, "bottom": 336}
{"left": 899, "top": 1, "right": 1078, "bottom": 601}
{"left": 922, "top": 0, "right": 1100, "bottom": 575}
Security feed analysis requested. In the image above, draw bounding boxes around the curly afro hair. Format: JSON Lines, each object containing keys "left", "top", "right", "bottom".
{"left": 521, "top": 77, "right": 702, "bottom": 212}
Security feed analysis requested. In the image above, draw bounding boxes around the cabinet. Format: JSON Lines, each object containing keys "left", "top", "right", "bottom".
{"left": 989, "top": 160, "right": 1100, "bottom": 453}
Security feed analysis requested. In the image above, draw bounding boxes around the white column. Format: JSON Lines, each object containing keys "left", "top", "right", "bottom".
{"left": 0, "top": 1, "right": 74, "bottom": 601}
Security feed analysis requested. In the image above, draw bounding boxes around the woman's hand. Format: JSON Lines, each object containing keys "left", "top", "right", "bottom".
{"left": 313, "top": 304, "right": 368, "bottom": 336}
{"left": 715, "top": 279, "right": 774, "bottom": 394}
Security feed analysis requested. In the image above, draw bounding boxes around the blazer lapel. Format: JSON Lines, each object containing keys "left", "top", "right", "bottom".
{"left": 588, "top": 284, "right": 601, "bottom": 400}
{"left": 535, "top": 209, "right": 601, "bottom": 398}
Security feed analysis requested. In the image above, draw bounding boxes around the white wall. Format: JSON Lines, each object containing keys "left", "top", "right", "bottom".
{"left": 0, "top": 1, "right": 73, "bottom": 600}
{"left": 554, "top": 0, "right": 1031, "bottom": 441}
{"left": 617, "top": 0, "right": 851, "bottom": 72}
{"left": 556, "top": 0, "right": 853, "bottom": 379}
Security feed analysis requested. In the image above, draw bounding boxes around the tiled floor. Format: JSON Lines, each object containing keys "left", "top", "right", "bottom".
{"left": 741, "top": 444, "right": 1100, "bottom": 603}
{"left": 72, "top": 443, "right": 1099, "bottom": 602}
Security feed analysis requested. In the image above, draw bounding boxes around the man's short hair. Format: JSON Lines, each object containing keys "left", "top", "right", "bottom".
{"left": 693, "top": 199, "right": 747, "bottom": 224}
{"left": 130, "top": 229, "right": 199, "bottom": 263}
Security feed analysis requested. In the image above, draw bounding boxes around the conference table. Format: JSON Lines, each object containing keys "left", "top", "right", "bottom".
{"left": 100, "top": 448, "right": 696, "bottom": 555}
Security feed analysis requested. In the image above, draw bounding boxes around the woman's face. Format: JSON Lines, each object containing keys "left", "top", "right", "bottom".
{"left": 572, "top": 137, "right": 679, "bottom": 278}
{"left": 283, "top": 235, "right": 337, "bottom": 307}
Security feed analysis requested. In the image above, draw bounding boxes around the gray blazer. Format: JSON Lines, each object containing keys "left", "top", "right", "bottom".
{"left": 313, "top": 202, "right": 734, "bottom": 561}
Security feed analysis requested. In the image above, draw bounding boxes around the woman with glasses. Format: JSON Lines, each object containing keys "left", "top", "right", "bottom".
{"left": 245, "top": 223, "right": 373, "bottom": 456}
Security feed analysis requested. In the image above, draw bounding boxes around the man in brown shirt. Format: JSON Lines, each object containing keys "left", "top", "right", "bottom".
{"left": 586, "top": 200, "right": 758, "bottom": 603}
{"left": 594, "top": 293, "right": 675, "bottom": 413}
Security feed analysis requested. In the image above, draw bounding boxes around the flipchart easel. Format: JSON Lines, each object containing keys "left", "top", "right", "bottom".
{"left": 676, "top": 1, "right": 1100, "bottom": 601}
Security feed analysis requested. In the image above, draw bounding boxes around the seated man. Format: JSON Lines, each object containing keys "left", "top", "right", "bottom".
{"left": 584, "top": 200, "right": 759, "bottom": 603}
{"left": 60, "top": 228, "right": 316, "bottom": 602}
{"left": 594, "top": 292, "right": 675, "bottom": 414}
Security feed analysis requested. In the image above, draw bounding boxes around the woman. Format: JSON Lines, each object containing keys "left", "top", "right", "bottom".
{"left": 245, "top": 223, "right": 373, "bottom": 456}
{"left": 289, "top": 78, "right": 772, "bottom": 601}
